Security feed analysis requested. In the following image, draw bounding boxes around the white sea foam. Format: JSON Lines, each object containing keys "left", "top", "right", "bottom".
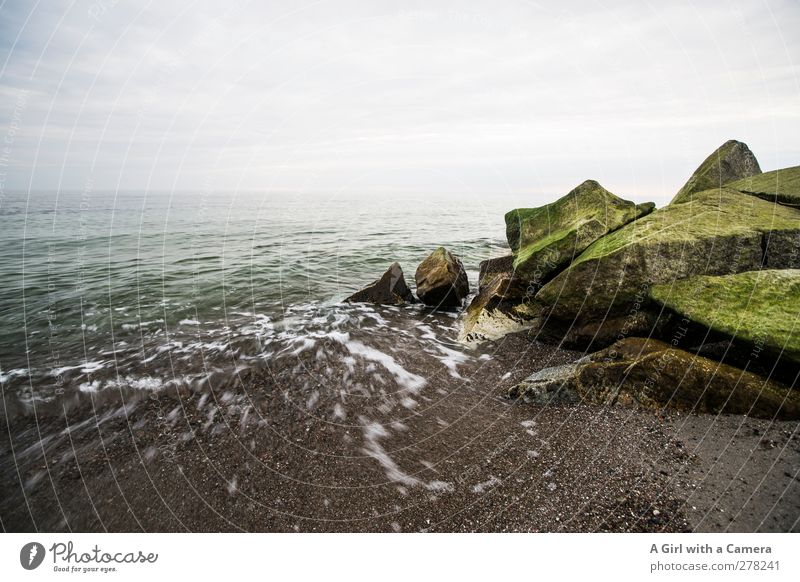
{"left": 51, "top": 361, "right": 106, "bottom": 377}
{"left": 361, "top": 422, "right": 421, "bottom": 486}
{"left": 345, "top": 341, "right": 426, "bottom": 393}
{"left": 0, "top": 368, "right": 28, "bottom": 383}
{"left": 361, "top": 420, "right": 453, "bottom": 493}
{"left": 471, "top": 475, "right": 502, "bottom": 494}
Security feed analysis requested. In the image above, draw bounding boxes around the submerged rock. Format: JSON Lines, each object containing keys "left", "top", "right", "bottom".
{"left": 534, "top": 187, "right": 800, "bottom": 348}
{"left": 505, "top": 180, "right": 654, "bottom": 285}
{"left": 671, "top": 140, "right": 761, "bottom": 205}
{"left": 728, "top": 165, "right": 800, "bottom": 207}
{"left": 508, "top": 338, "right": 800, "bottom": 420}
{"left": 414, "top": 247, "right": 469, "bottom": 308}
{"left": 650, "top": 269, "right": 800, "bottom": 366}
{"left": 345, "top": 262, "right": 415, "bottom": 305}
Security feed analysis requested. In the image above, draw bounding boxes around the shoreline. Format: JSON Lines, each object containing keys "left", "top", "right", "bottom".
{"left": 3, "top": 332, "right": 797, "bottom": 533}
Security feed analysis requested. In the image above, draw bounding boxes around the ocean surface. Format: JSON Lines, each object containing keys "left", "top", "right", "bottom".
{"left": 0, "top": 190, "right": 530, "bottom": 418}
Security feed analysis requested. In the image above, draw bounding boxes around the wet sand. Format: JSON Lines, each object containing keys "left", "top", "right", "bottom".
{"left": 2, "top": 331, "right": 798, "bottom": 532}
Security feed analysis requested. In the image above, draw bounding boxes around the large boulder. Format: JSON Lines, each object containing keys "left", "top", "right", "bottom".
{"left": 505, "top": 180, "right": 654, "bottom": 286}
{"left": 650, "top": 269, "right": 800, "bottom": 366}
{"left": 414, "top": 247, "right": 470, "bottom": 308}
{"left": 508, "top": 338, "right": 800, "bottom": 420}
{"left": 534, "top": 188, "right": 800, "bottom": 348}
{"left": 458, "top": 272, "right": 537, "bottom": 344}
{"left": 671, "top": 140, "right": 761, "bottom": 205}
{"left": 345, "top": 262, "right": 415, "bottom": 305}
{"left": 728, "top": 165, "right": 800, "bottom": 207}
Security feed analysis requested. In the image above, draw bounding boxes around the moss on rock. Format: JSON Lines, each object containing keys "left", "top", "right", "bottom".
{"left": 535, "top": 188, "right": 800, "bottom": 347}
{"left": 728, "top": 165, "right": 800, "bottom": 207}
{"left": 504, "top": 180, "right": 654, "bottom": 285}
{"left": 509, "top": 338, "right": 800, "bottom": 420}
{"left": 650, "top": 269, "right": 800, "bottom": 365}
{"left": 671, "top": 140, "right": 761, "bottom": 205}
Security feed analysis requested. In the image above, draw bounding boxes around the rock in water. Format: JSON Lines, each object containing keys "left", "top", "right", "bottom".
{"left": 414, "top": 247, "right": 469, "bottom": 308}
{"left": 508, "top": 338, "right": 800, "bottom": 420}
{"left": 505, "top": 180, "right": 654, "bottom": 285}
{"left": 671, "top": 140, "right": 761, "bottom": 205}
{"left": 650, "top": 269, "right": 800, "bottom": 366}
{"left": 345, "top": 262, "right": 415, "bottom": 305}
{"left": 727, "top": 165, "right": 800, "bottom": 207}
{"left": 534, "top": 187, "right": 800, "bottom": 348}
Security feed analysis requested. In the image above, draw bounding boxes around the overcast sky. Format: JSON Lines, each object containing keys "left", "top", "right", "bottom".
{"left": 0, "top": 0, "right": 798, "bottom": 205}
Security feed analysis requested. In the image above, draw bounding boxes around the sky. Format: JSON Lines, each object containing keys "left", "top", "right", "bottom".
{"left": 0, "top": 0, "right": 798, "bottom": 206}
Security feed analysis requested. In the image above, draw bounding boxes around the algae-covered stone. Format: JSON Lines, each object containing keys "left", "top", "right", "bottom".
{"left": 414, "top": 247, "right": 469, "bottom": 308}
{"left": 508, "top": 338, "right": 800, "bottom": 420}
{"left": 457, "top": 273, "right": 537, "bottom": 344}
{"left": 728, "top": 165, "right": 800, "bottom": 207}
{"left": 535, "top": 188, "right": 800, "bottom": 347}
{"left": 671, "top": 140, "right": 761, "bottom": 205}
{"left": 650, "top": 270, "right": 800, "bottom": 365}
{"left": 345, "top": 262, "right": 415, "bottom": 305}
{"left": 504, "top": 180, "right": 654, "bottom": 285}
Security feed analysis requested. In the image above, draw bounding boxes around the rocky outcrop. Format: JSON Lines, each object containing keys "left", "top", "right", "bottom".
{"left": 650, "top": 269, "right": 800, "bottom": 366}
{"left": 345, "top": 262, "right": 415, "bottom": 305}
{"left": 415, "top": 247, "right": 469, "bottom": 308}
{"left": 458, "top": 273, "right": 537, "bottom": 344}
{"left": 505, "top": 180, "right": 654, "bottom": 286}
{"left": 508, "top": 338, "right": 800, "bottom": 420}
{"left": 533, "top": 187, "right": 800, "bottom": 348}
{"left": 728, "top": 165, "right": 800, "bottom": 207}
{"left": 671, "top": 140, "right": 761, "bottom": 205}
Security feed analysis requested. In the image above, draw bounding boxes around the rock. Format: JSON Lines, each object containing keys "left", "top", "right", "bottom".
{"left": 414, "top": 247, "right": 470, "bottom": 308}
{"left": 458, "top": 273, "right": 537, "bottom": 344}
{"left": 650, "top": 269, "right": 800, "bottom": 366}
{"left": 534, "top": 187, "right": 800, "bottom": 348}
{"left": 671, "top": 140, "right": 761, "bottom": 205}
{"left": 728, "top": 165, "right": 800, "bottom": 207}
{"left": 505, "top": 180, "right": 654, "bottom": 285}
{"left": 478, "top": 255, "right": 514, "bottom": 290}
{"left": 508, "top": 338, "right": 800, "bottom": 420}
{"left": 345, "top": 262, "right": 415, "bottom": 305}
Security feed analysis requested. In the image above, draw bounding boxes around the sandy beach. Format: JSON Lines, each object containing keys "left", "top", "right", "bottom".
{"left": 3, "top": 331, "right": 797, "bottom": 533}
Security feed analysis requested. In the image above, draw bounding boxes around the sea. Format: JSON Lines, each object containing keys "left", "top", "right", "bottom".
{"left": 0, "top": 189, "right": 531, "bottom": 419}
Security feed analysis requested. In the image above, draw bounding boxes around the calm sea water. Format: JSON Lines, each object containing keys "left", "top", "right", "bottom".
{"left": 0, "top": 190, "right": 529, "bottom": 416}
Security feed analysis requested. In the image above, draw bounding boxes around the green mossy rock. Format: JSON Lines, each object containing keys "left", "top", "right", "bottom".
{"left": 508, "top": 338, "right": 799, "bottom": 420}
{"left": 671, "top": 140, "right": 761, "bottom": 205}
{"left": 728, "top": 165, "right": 800, "bottom": 207}
{"left": 650, "top": 270, "right": 800, "bottom": 365}
{"left": 414, "top": 247, "right": 470, "bottom": 308}
{"left": 504, "top": 180, "right": 654, "bottom": 284}
{"left": 535, "top": 188, "right": 800, "bottom": 347}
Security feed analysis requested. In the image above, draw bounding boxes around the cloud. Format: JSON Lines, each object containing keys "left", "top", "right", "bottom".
{"left": 1, "top": 0, "right": 798, "bottom": 205}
